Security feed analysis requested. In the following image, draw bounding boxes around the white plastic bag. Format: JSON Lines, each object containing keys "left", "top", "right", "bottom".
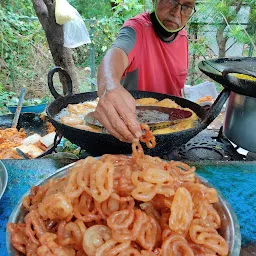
{"left": 55, "top": 0, "right": 75, "bottom": 25}
{"left": 55, "top": 0, "right": 91, "bottom": 48}
{"left": 63, "top": 9, "right": 91, "bottom": 48}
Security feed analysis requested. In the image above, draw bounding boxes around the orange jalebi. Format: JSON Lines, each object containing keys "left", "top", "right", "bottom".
{"left": 7, "top": 127, "right": 229, "bottom": 256}
{"left": 0, "top": 128, "right": 26, "bottom": 159}
{"left": 139, "top": 124, "right": 156, "bottom": 149}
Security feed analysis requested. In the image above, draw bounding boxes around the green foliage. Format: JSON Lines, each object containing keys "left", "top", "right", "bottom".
{"left": 73, "top": 0, "right": 152, "bottom": 67}
{"left": 0, "top": 89, "right": 50, "bottom": 114}
{"left": 0, "top": 91, "right": 16, "bottom": 114}
{"left": 1, "top": 0, "right": 255, "bottom": 93}
{"left": 0, "top": 7, "right": 46, "bottom": 87}
{"left": 187, "top": 0, "right": 256, "bottom": 84}
{"left": 92, "top": 17, "right": 122, "bottom": 63}
{"left": 0, "top": 0, "right": 35, "bottom": 16}
{"left": 73, "top": 17, "right": 120, "bottom": 67}
{"left": 195, "top": 0, "right": 256, "bottom": 48}
{"left": 111, "top": 0, "right": 145, "bottom": 24}
{"left": 69, "top": 0, "right": 112, "bottom": 18}
{"left": 7, "top": 96, "right": 49, "bottom": 107}
{"left": 228, "top": 26, "right": 251, "bottom": 44}
{"left": 188, "top": 20, "right": 208, "bottom": 56}
{"left": 189, "top": 38, "right": 207, "bottom": 56}
{"left": 61, "top": 139, "right": 85, "bottom": 156}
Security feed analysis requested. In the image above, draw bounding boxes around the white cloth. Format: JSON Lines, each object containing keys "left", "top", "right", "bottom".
{"left": 182, "top": 81, "right": 219, "bottom": 103}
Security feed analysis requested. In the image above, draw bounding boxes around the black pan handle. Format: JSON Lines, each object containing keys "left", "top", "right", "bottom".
{"left": 48, "top": 66, "right": 73, "bottom": 99}
{"left": 222, "top": 67, "right": 256, "bottom": 78}
{"left": 201, "top": 88, "right": 230, "bottom": 128}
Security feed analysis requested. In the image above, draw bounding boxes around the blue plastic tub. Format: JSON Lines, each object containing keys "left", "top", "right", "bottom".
{"left": 7, "top": 103, "right": 47, "bottom": 114}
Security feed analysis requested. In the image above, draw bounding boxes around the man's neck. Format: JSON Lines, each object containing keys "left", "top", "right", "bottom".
{"left": 166, "top": 33, "right": 176, "bottom": 41}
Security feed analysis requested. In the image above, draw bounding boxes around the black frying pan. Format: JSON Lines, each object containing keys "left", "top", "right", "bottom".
{"left": 199, "top": 57, "right": 256, "bottom": 98}
{"left": 0, "top": 113, "right": 60, "bottom": 158}
{"left": 46, "top": 67, "right": 229, "bottom": 157}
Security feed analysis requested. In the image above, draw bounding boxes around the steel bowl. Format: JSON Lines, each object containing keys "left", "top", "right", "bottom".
{"left": 6, "top": 162, "right": 241, "bottom": 256}
{"left": 0, "top": 161, "right": 8, "bottom": 200}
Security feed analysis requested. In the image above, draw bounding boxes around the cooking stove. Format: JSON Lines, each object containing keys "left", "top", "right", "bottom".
{"left": 167, "top": 127, "right": 254, "bottom": 161}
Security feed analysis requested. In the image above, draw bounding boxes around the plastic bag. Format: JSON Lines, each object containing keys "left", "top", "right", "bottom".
{"left": 55, "top": 0, "right": 91, "bottom": 48}
{"left": 55, "top": 0, "right": 75, "bottom": 25}
{"left": 63, "top": 9, "right": 91, "bottom": 48}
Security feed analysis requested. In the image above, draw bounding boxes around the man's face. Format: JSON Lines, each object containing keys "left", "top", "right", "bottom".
{"left": 154, "top": 0, "right": 196, "bottom": 30}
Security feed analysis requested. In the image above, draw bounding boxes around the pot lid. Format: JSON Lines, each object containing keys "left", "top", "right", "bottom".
{"left": 198, "top": 57, "right": 256, "bottom": 98}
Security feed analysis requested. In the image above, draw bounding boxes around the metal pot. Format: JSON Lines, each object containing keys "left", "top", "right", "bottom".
{"left": 199, "top": 57, "right": 256, "bottom": 152}
{"left": 224, "top": 92, "right": 256, "bottom": 152}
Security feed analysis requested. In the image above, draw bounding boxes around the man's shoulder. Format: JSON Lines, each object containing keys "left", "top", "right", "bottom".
{"left": 123, "top": 12, "right": 151, "bottom": 29}
{"left": 131, "top": 12, "right": 151, "bottom": 24}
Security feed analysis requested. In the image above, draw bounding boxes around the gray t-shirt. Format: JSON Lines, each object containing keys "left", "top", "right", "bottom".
{"left": 111, "top": 27, "right": 138, "bottom": 91}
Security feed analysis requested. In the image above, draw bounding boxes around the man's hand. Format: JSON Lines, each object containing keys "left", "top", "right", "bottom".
{"left": 93, "top": 86, "right": 142, "bottom": 142}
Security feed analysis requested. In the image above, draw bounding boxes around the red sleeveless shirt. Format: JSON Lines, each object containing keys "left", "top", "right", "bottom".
{"left": 122, "top": 12, "right": 188, "bottom": 96}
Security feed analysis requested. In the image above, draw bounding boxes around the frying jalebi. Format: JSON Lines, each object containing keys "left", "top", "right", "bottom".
{"left": 7, "top": 125, "right": 229, "bottom": 256}
{"left": 57, "top": 97, "right": 198, "bottom": 135}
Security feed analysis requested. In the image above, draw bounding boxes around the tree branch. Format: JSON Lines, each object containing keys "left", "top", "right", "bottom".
{"left": 43, "top": 0, "right": 55, "bottom": 19}
{"left": 32, "top": 0, "right": 48, "bottom": 17}
{"left": 234, "top": 1, "right": 243, "bottom": 14}
{"left": 32, "top": 0, "right": 48, "bottom": 26}
{"left": 216, "top": 0, "right": 243, "bottom": 58}
{"left": 226, "top": 1, "right": 243, "bottom": 23}
{"left": 43, "top": 0, "right": 54, "bottom": 8}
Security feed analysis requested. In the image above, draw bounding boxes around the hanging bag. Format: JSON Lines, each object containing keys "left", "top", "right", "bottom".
{"left": 55, "top": 0, "right": 91, "bottom": 48}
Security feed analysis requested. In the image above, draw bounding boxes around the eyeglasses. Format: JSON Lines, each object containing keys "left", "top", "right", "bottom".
{"left": 161, "top": 0, "right": 196, "bottom": 17}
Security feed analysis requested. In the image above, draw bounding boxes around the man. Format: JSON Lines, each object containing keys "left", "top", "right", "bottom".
{"left": 93, "top": 0, "right": 196, "bottom": 142}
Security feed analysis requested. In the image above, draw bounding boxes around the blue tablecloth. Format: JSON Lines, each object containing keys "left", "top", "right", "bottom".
{"left": 0, "top": 160, "right": 255, "bottom": 255}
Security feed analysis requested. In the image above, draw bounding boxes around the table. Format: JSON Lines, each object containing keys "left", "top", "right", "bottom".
{"left": 0, "top": 159, "right": 255, "bottom": 255}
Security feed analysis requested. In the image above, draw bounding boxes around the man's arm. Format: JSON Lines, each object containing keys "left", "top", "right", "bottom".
{"left": 94, "top": 28, "right": 142, "bottom": 142}
{"left": 97, "top": 48, "right": 128, "bottom": 97}
{"left": 98, "top": 26, "right": 137, "bottom": 96}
